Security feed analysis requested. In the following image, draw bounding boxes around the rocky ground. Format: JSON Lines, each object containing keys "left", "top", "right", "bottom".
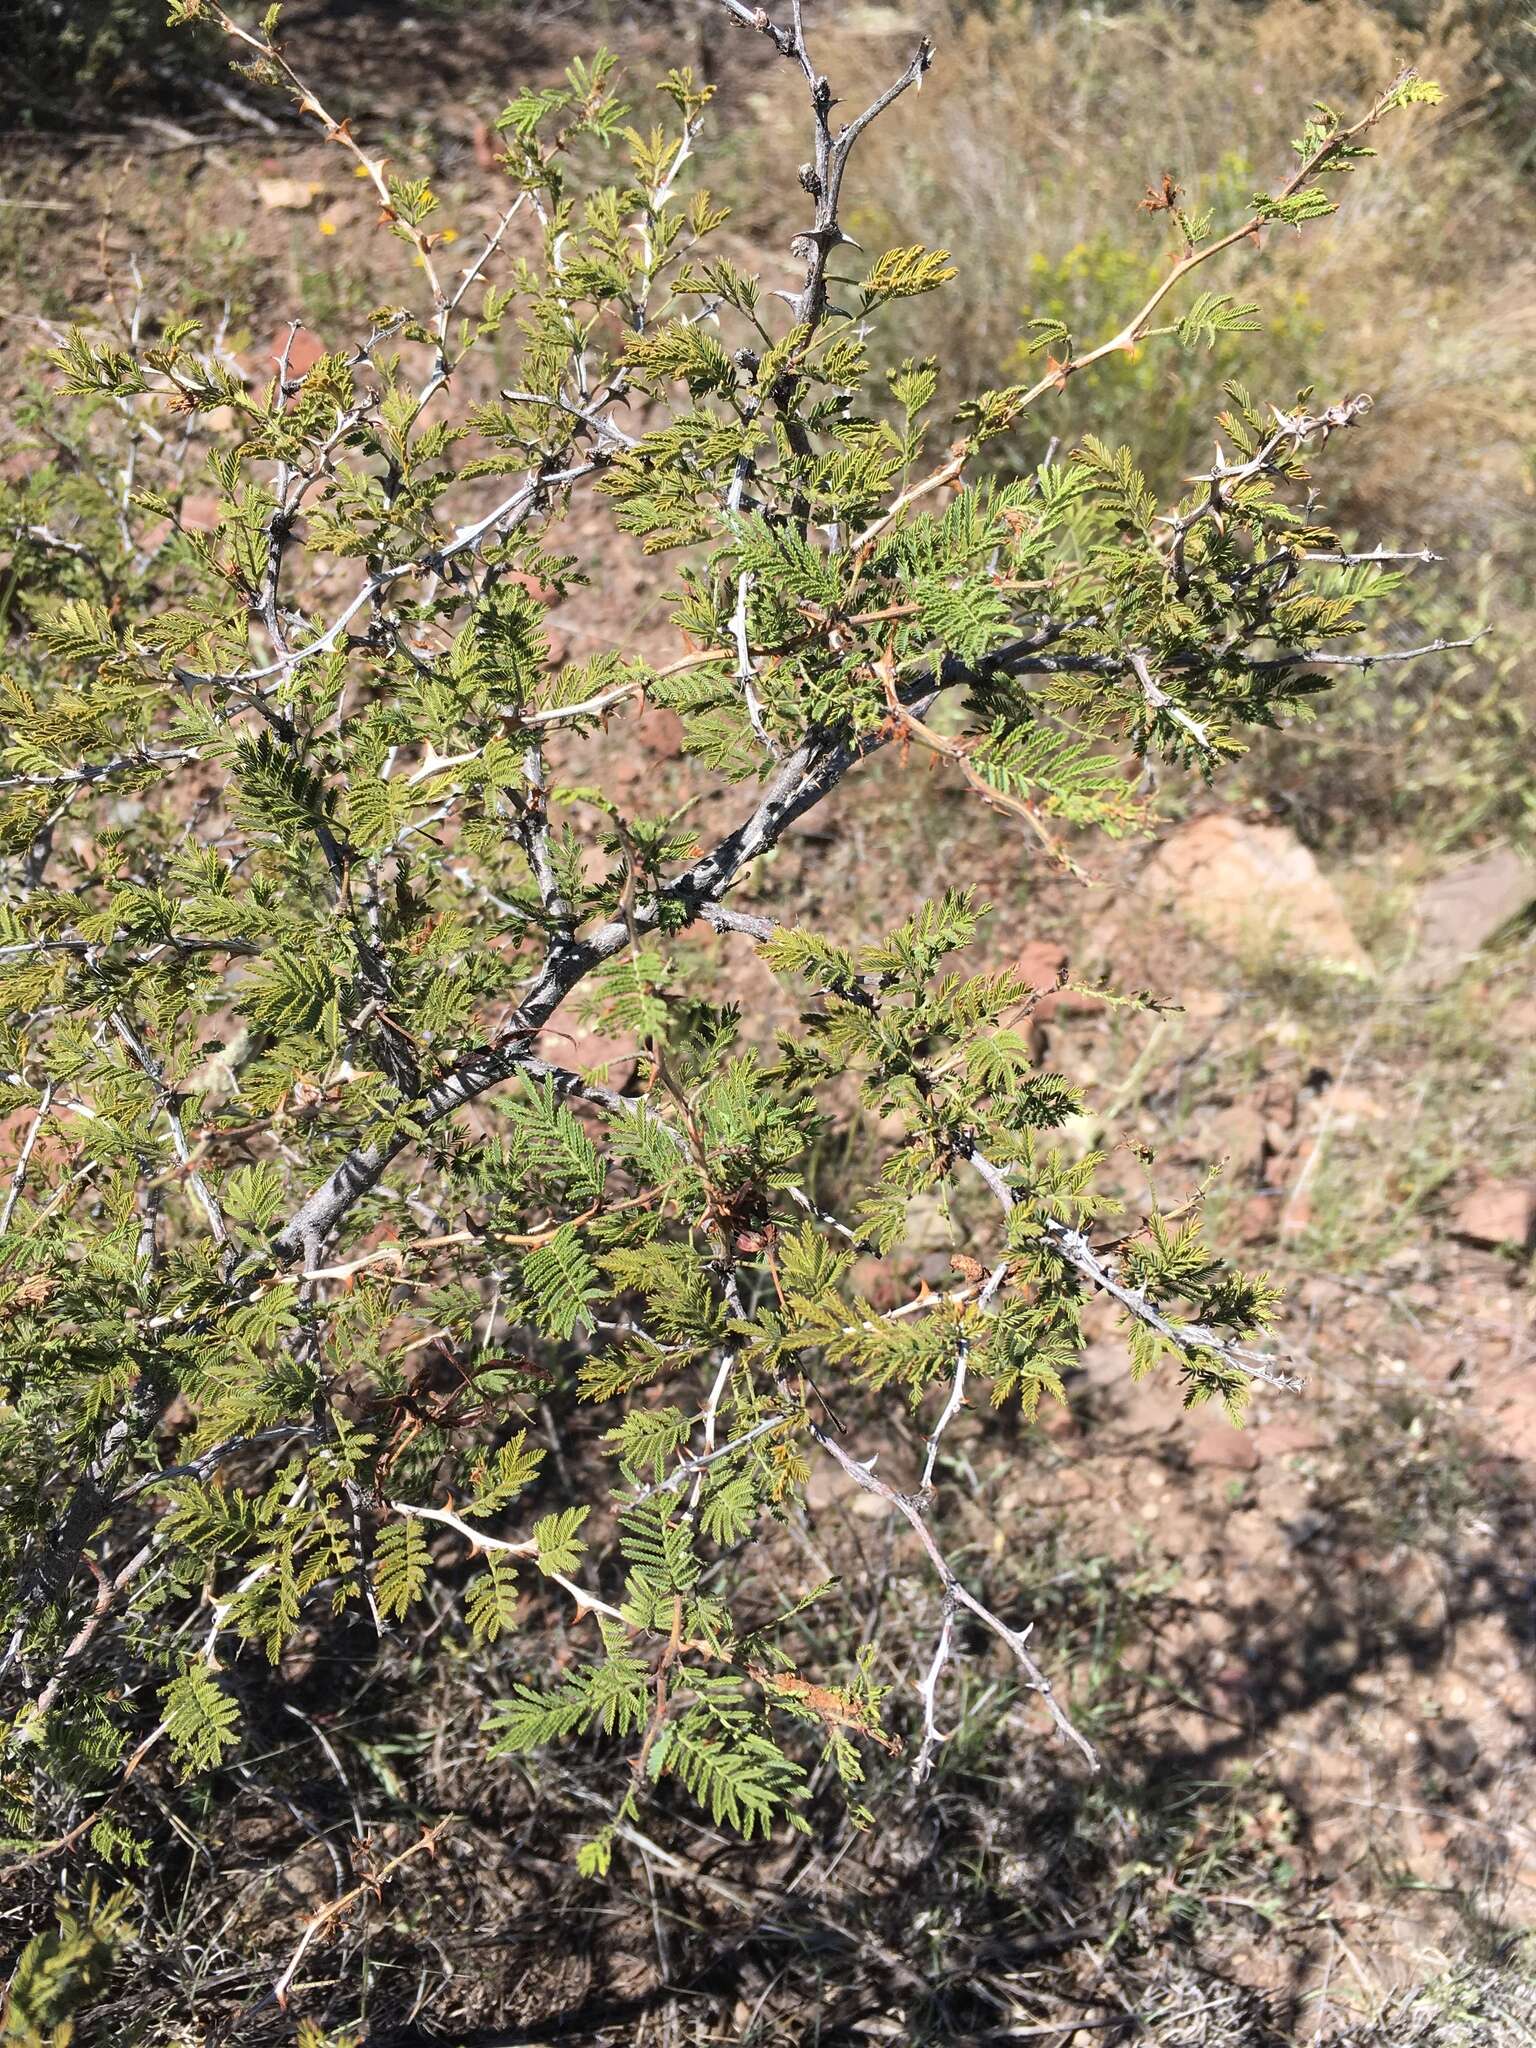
{"left": 2, "top": 3, "right": 1534, "bottom": 2038}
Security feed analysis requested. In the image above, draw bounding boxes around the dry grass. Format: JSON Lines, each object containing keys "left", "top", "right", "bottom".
{"left": 722, "top": 0, "right": 1536, "bottom": 851}
{"left": 779, "top": 1, "right": 1536, "bottom": 520}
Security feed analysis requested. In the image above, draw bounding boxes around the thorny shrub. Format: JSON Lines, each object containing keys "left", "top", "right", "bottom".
{"left": 815, "top": 0, "right": 1536, "bottom": 855}
{"left": 0, "top": 0, "right": 1467, "bottom": 2024}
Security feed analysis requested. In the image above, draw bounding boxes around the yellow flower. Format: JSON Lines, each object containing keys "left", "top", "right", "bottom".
{"left": 318, "top": 219, "right": 338, "bottom": 237}
{"left": 440, "top": 227, "right": 459, "bottom": 246}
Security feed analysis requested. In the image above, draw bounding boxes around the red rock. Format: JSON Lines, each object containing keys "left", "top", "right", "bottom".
{"left": 1323, "top": 1084, "right": 1385, "bottom": 1125}
{"left": 806, "top": 1462, "right": 893, "bottom": 1520}
{"left": 1013, "top": 939, "right": 1068, "bottom": 1027}
{"left": 536, "top": 1021, "right": 638, "bottom": 1090}
{"left": 1188, "top": 1426, "right": 1260, "bottom": 1472}
{"left": 851, "top": 1257, "right": 904, "bottom": 1311}
{"left": 1259, "top": 1076, "right": 1299, "bottom": 1134}
{"left": 1208, "top": 1103, "right": 1268, "bottom": 1181}
{"left": 1236, "top": 1193, "right": 1281, "bottom": 1245}
{"left": 1451, "top": 1181, "right": 1536, "bottom": 1252}
{"left": 1179, "top": 988, "right": 1229, "bottom": 1024}
{"left": 1051, "top": 1470, "right": 1095, "bottom": 1502}
{"left": 1012, "top": 938, "right": 1112, "bottom": 1022}
{"left": 240, "top": 327, "right": 327, "bottom": 393}
{"left": 1409, "top": 1347, "right": 1468, "bottom": 1388}
{"left": 1140, "top": 814, "right": 1373, "bottom": 974}
{"left": 1251, "top": 1420, "right": 1329, "bottom": 1460}
{"left": 1413, "top": 848, "right": 1535, "bottom": 989}
{"left": 1038, "top": 1400, "right": 1079, "bottom": 1441}
{"left": 1279, "top": 1189, "right": 1313, "bottom": 1238}
{"left": 1114, "top": 1379, "right": 1185, "bottom": 1436}
{"left": 257, "top": 175, "right": 320, "bottom": 212}
{"left": 637, "top": 707, "right": 686, "bottom": 760}
{"left": 178, "top": 493, "right": 223, "bottom": 533}
{"left": 267, "top": 326, "right": 327, "bottom": 379}
{"left": 1015, "top": 939, "right": 1068, "bottom": 990}
{"left": 1474, "top": 1370, "right": 1536, "bottom": 1462}
{"left": 156, "top": 1393, "right": 195, "bottom": 1438}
